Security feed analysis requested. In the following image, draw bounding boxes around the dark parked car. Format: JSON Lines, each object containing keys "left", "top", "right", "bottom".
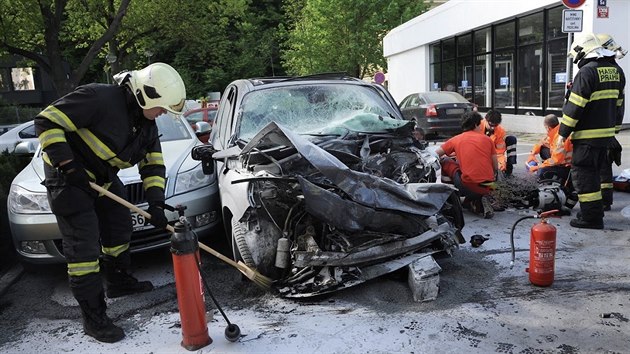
{"left": 192, "top": 74, "right": 465, "bottom": 297}
{"left": 399, "top": 91, "right": 477, "bottom": 139}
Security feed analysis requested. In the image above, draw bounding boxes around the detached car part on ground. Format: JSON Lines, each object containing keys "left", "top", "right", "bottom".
{"left": 8, "top": 114, "right": 220, "bottom": 265}
{"left": 194, "top": 75, "right": 465, "bottom": 298}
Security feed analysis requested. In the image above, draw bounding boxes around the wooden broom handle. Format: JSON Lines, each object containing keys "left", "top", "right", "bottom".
{"left": 88, "top": 182, "right": 242, "bottom": 268}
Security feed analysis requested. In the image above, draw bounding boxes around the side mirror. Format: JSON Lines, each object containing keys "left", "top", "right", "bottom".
{"left": 194, "top": 121, "right": 212, "bottom": 136}
{"left": 14, "top": 141, "right": 37, "bottom": 156}
{"left": 191, "top": 144, "right": 217, "bottom": 175}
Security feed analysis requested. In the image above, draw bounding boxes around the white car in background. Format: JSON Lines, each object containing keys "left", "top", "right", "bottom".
{"left": 0, "top": 120, "right": 38, "bottom": 153}
{"left": 7, "top": 113, "right": 221, "bottom": 265}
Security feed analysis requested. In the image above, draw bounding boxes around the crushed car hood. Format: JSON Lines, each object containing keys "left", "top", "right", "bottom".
{"left": 240, "top": 118, "right": 455, "bottom": 217}
{"left": 227, "top": 114, "right": 463, "bottom": 298}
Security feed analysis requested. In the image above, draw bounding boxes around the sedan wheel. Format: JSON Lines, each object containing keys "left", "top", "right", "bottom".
{"left": 230, "top": 218, "right": 255, "bottom": 268}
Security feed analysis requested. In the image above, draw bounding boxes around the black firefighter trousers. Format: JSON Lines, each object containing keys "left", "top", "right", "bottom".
{"left": 44, "top": 165, "right": 133, "bottom": 302}
{"left": 570, "top": 143, "right": 608, "bottom": 223}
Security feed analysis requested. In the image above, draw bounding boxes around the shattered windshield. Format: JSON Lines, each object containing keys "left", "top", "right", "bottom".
{"left": 237, "top": 84, "right": 396, "bottom": 141}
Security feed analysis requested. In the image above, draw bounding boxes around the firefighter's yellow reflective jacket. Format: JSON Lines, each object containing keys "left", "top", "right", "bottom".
{"left": 34, "top": 84, "right": 166, "bottom": 204}
{"left": 561, "top": 58, "right": 625, "bottom": 146}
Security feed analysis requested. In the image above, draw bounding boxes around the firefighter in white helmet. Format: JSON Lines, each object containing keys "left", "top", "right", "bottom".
{"left": 34, "top": 62, "right": 186, "bottom": 343}
{"left": 559, "top": 33, "right": 625, "bottom": 229}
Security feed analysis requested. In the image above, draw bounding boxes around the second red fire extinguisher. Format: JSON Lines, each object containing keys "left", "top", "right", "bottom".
{"left": 509, "top": 210, "right": 558, "bottom": 287}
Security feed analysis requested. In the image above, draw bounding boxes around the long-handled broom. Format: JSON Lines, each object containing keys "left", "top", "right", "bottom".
{"left": 89, "top": 182, "right": 272, "bottom": 289}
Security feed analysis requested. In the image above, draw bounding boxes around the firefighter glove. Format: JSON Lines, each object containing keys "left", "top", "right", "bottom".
{"left": 147, "top": 203, "right": 168, "bottom": 229}
{"left": 59, "top": 160, "right": 90, "bottom": 189}
{"left": 608, "top": 137, "right": 622, "bottom": 166}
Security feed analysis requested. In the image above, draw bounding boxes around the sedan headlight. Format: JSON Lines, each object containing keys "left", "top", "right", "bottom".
{"left": 174, "top": 163, "right": 213, "bottom": 195}
{"left": 8, "top": 184, "right": 51, "bottom": 214}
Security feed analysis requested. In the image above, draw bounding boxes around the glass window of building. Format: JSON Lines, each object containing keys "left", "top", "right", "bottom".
{"left": 430, "top": 62, "right": 441, "bottom": 91}
{"left": 473, "top": 28, "right": 492, "bottom": 108}
{"left": 495, "top": 21, "right": 515, "bottom": 49}
{"left": 443, "top": 38, "right": 456, "bottom": 60}
{"left": 430, "top": 44, "right": 441, "bottom": 91}
{"left": 457, "top": 34, "right": 472, "bottom": 57}
{"left": 494, "top": 50, "right": 515, "bottom": 108}
{"left": 546, "top": 6, "right": 570, "bottom": 109}
{"left": 442, "top": 60, "right": 456, "bottom": 92}
{"left": 474, "top": 28, "right": 491, "bottom": 54}
{"left": 430, "top": 43, "right": 440, "bottom": 64}
{"left": 457, "top": 57, "right": 473, "bottom": 100}
{"left": 519, "top": 13, "right": 544, "bottom": 45}
{"left": 457, "top": 34, "right": 473, "bottom": 100}
{"left": 474, "top": 54, "right": 491, "bottom": 107}
{"left": 547, "top": 6, "right": 565, "bottom": 41}
{"left": 517, "top": 12, "right": 544, "bottom": 110}
{"left": 518, "top": 45, "right": 543, "bottom": 108}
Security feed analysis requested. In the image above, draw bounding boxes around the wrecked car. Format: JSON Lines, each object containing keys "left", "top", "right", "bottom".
{"left": 193, "top": 74, "right": 465, "bottom": 297}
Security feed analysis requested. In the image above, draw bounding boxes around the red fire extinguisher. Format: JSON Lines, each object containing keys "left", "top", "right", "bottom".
{"left": 510, "top": 210, "right": 558, "bottom": 287}
{"left": 171, "top": 218, "right": 212, "bottom": 350}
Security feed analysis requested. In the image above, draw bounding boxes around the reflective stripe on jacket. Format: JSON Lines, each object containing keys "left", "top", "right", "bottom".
{"left": 34, "top": 84, "right": 166, "bottom": 204}
{"left": 560, "top": 58, "right": 625, "bottom": 146}
{"left": 539, "top": 125, "right": 572, "bottom": 168}
{"left": 480, "top": 119, "right": 507, "bottom": 170}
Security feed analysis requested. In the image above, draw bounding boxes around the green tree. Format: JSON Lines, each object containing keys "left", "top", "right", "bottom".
{"left": 146, "top": 0, "right": 286, "bottom": 98}
{"left": 0, "top": 0, "right": 131, "bottom": 96}
{"left": 280, "top": 0, "right": 428, "bottom": 78}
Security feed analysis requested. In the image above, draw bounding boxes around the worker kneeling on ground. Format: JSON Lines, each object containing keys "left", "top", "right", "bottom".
{"left": 526, "top": 114, "right": 573, "bottom": 184}
{"left": 35, "top": 62, "right": 186, "bottom": 343}
{"left": 480, "top": 110, "right": 517, "bottom": 178}
{"left": 435, "top": 111, "right": 498, "bottom": 219}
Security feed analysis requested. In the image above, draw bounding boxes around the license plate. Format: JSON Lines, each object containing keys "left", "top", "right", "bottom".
{"left": 446, "top": 108, "right": 465, "bottom": 115}
{"left": 131, "top": 212, "right": 154, "bottom": 232}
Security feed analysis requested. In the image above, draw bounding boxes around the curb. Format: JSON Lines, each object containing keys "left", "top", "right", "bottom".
{"left": 0, "top": 263, "right": 24, "bottom": 298}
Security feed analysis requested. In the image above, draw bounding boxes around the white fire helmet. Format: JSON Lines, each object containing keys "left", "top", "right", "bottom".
{"left": 596, "top": 33, "right": 627, "bottom": 60}
{"left": 116, "top": 63, "right": 186, "bottom": 114}
{"left": 568, "top": 32, "right": 615, "bottom": 64}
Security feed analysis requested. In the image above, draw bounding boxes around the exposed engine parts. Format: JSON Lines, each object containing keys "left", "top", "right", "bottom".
{"left": 225, "top": 120, "right": 464, "bottom": 297}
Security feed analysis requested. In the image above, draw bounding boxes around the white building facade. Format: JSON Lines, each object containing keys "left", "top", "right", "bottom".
{"left": 383, "top": 0, "right": 630, "bottom": 133}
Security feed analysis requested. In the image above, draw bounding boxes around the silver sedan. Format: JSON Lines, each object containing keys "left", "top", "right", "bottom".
{"left": 8, "top": 113, "right": 221, "bottom": 264}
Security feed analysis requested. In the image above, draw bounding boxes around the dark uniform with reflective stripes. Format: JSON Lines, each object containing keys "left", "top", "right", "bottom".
{"left": 35, "top": 83, "right": 165, "bottom": 302}
{"left": 560, "top": 57, "right": 625, "bottom": 225}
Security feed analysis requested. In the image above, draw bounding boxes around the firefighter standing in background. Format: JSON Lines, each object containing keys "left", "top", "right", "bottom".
{"left": 559, "top": 33, "right": 625, "bottom": 229}
{"left": 35, "top": 63, "right": 186, "bottom": 343}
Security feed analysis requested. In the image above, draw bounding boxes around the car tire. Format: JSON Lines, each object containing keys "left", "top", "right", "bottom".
{"left": 230, "top": 218, "right": 255, "bottom": 268}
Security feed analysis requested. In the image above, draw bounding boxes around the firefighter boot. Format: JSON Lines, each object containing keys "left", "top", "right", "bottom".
{"left": 570, "top": 217, "right": 604, "bottom": 230}
{"left": 78, "top": 291, "right": 125, "bottom": 343}
{"left": 102, "top": 254, "right": 153, "bottom": 299}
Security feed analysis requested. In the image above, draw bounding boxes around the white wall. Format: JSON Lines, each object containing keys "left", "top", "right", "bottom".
{"left": 385, "top": 46, "right": 427, "bottom": 104}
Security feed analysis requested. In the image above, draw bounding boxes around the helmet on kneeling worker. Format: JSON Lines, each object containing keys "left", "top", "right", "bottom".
{"left": 114, "top": 62, "right": 186, "bottom": 114}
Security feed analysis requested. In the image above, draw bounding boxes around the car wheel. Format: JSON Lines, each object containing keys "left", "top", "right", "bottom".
{"left": 230, "top": 218, "right": 255, "bottom": 268}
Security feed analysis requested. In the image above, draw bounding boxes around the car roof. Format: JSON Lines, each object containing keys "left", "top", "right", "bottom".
{"left": 240, "top": 73, "right": 369, "bottom": 90}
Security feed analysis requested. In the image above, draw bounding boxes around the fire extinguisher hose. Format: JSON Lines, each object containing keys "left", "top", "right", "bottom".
{"left": 509, "top": 215, "right": 537, "bottom": 268}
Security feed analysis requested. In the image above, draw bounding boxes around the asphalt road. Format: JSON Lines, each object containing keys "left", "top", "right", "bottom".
{"left": 0, "top": 132, "right": 628, "bottom": 353}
